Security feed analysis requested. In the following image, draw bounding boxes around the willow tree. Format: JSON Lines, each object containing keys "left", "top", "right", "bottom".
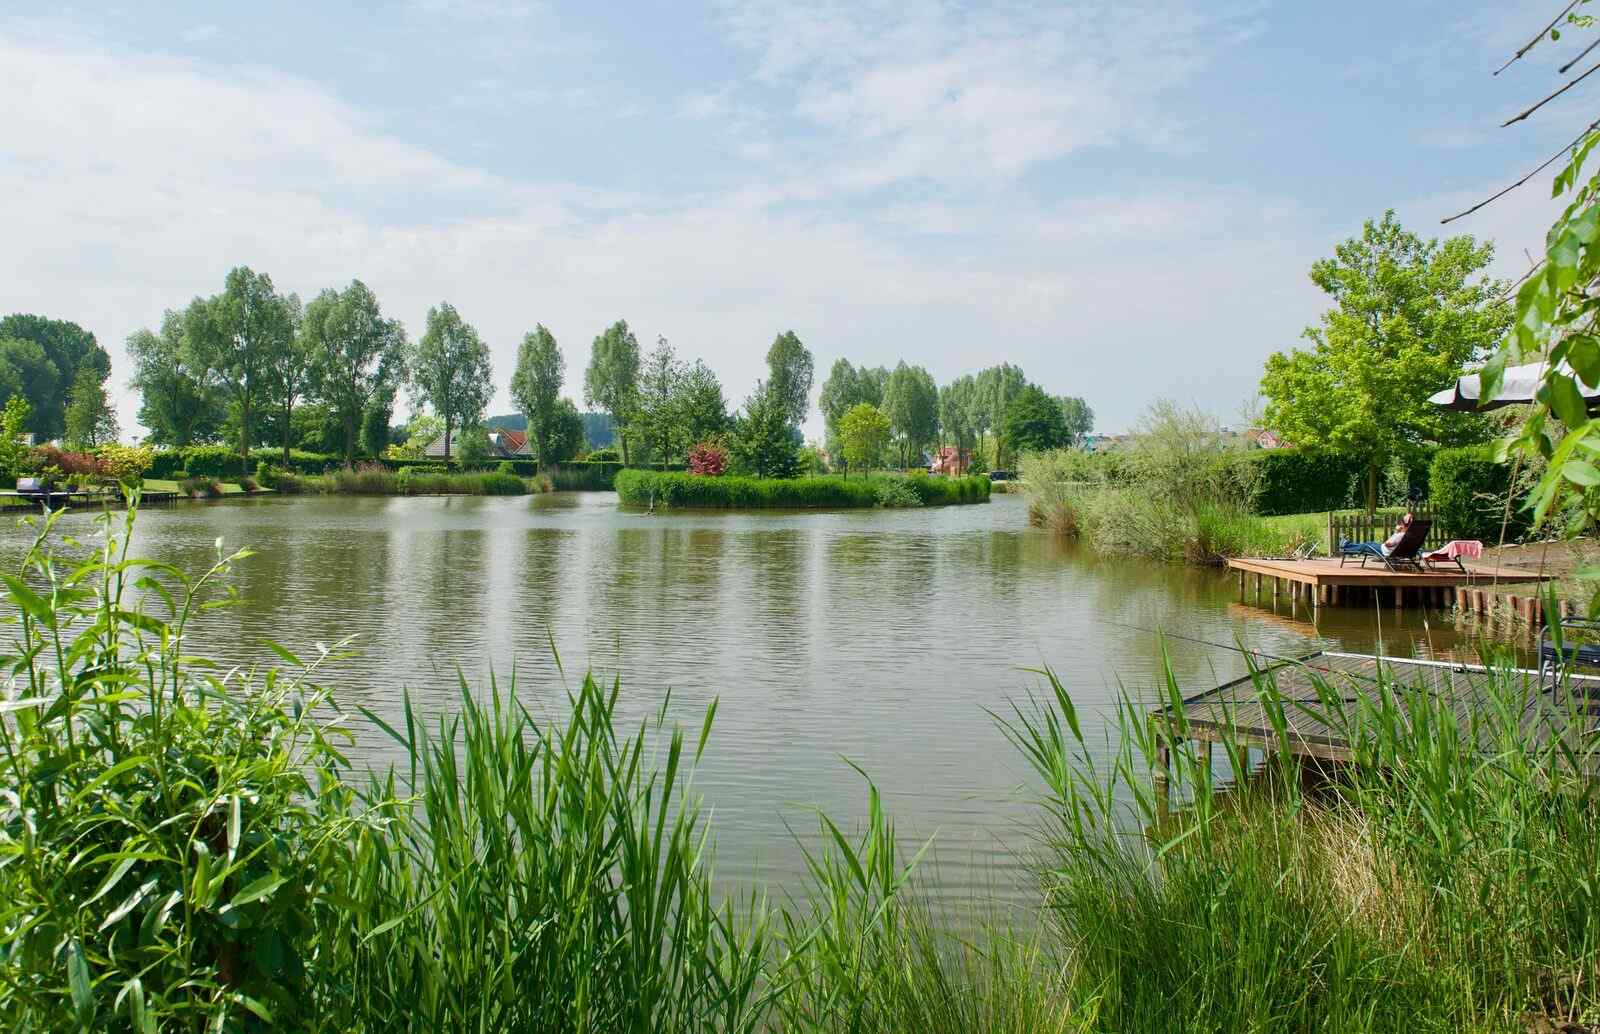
{"left": 184, "top": 267, "right": 296, "bottom": 472}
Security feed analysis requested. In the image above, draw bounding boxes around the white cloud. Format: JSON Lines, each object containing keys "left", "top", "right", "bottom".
{"left": 709, "top": 0, "right": 1263, "bottom": 189}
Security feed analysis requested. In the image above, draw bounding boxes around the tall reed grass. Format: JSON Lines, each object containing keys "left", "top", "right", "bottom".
{"left": 317, "top": 463, "right": 545, "bottom": 496}
{"left": 4, "top": 497, "right": 1598, "bottom": 1031}
{"left": 615, "top": 470, "right": 990, "bottom": 510}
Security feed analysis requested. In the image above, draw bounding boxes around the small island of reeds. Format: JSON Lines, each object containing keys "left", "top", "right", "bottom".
{"left": 614, "top": 469, "right": 991, "bottom": 510}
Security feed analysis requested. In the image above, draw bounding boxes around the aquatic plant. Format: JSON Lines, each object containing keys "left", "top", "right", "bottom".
{"left": 615, "top": 470, "right": 989, "bottom": 510}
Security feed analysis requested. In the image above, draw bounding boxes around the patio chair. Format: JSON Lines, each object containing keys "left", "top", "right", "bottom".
{"left": 1538, "top": 615, "right": 1600, "bottom": 699}
{"left": 1338, "top": 519, "right": 1432, "bottom": 572}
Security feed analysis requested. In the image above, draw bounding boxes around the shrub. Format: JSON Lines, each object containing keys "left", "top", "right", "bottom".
{"left": 496, "top": 460, "right": 516, "bottom": 475}
{"left": 585, "top": 446, "right": 622, "bottom": 463}
{"left": 325, "top": 463, "right": 397, "bottom": 495}
{"left": 873, "top": 477, "right": 922, "bottom": 508}
{"left": 178, "top": 475, "right": 222, "bottom": 498}
{"left": 239, "top": 476, "right": 260, "bottom": 493}
{"left": 1249, "top": 448, "right": 1368, "bottom": 515}
{"left": 96, "top": 444, "right": 154, "bottom": 486}
{"left": 687, "top": 441, "right": 729, "bottom": 476}
{"left": 1430, "top": 445, "right": 1526, "bottom": 542}
{"left": 478, "top": 472, "right": 525, "bottom": 495}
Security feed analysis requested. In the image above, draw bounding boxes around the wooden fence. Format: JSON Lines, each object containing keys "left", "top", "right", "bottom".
{"left": 1327, "top": 505, "right": 1448, "bottom": 552}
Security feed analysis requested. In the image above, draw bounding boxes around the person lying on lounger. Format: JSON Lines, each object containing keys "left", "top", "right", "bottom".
{"left": 1343, "top": 511, "right": 1412, "bottom": 557}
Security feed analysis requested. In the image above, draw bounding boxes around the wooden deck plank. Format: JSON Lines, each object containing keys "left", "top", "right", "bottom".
{"left": 1226, "top": 556, "right": 1549, "bottom": 589}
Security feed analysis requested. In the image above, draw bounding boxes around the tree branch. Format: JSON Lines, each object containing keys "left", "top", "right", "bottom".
{"left": 1496, "top": 0, "right": 1581, "bottom": 75}
{"left": 1560, "top": 34, "right": 1600, "bottom": 74}
{"left": 1441, "top": 117, "right": 1600, "bottom": 224}
{"left": 1502, "top": 57, "right": 1600, "bottom": 126}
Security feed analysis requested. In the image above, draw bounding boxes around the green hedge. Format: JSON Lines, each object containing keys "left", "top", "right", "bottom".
{"left": 149, "top": 447, "right": 340, "bottom": 478}
{"left": 547, "top": 461, "right": 687, "bottom": 491}
{"left": 1249, "top": 449, "right": 1367, "bottom": 515}
{"left": 1429, "top": 446, "right": 1526, "bottom": 542}
{"left": 615, "top": 470, "right": 989, "bottom": 510}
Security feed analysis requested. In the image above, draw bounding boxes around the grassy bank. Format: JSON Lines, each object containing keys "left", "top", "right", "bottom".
{"left": 615, "top": 469, "right": 990, "bottom": 509}
{"left": 5, "top": 502, "right": 1599, "bottom": 1031}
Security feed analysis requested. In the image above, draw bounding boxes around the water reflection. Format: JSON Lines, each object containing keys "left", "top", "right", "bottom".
{"left": 0, "top": 492, "right": 1493, "bottom": 909}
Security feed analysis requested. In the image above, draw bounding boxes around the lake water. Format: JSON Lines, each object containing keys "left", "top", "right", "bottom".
{"left": 6, "top": 492, "right": 1483, "bottom": 910}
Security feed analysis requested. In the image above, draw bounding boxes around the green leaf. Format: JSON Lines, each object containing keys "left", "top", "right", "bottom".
{"left": 261, "top": 639, "right": 302, "bottom": 668}
{"left": 1563, "top": 460, "right": 1600, "bottom": 486}
{"left": 1547, "top": 374, "right": 1589, "bottom": 428}
{"left": 83, "top": 856, "right": 139, "bottom": 908}
{"left": 99, "top": 879, "right": 158, "bottom": 932}
{"left": 229, "top": 872, "right": 287, "bottom": 908}
{"left": 0, "top": 575, "right": 53, "bottom": 628}
{"left": 67, "top": 939, "right": 93, "bottom": 1022}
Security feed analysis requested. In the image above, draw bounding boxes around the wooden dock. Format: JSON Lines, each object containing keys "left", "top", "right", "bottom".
{"left": 1150, "top": 651, "right": 1600, "bottom": 795}
{"left": 1226, "top": 556, "right": 1550, "bottom": 612}
{"left": 0, "top": 490, "right": 180, "bottom": 511}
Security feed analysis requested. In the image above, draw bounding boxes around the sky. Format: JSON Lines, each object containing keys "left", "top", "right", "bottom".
{"left": 0, "top": 1, "right": 1588, "bottom": 438}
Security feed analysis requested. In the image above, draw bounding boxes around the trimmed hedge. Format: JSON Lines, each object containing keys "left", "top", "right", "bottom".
{"left": 1429, "top": 446, "right": 1527, "bottom": 542}
{"left": 1249, "top": 449, "right": 1367, "bottom": 516}
{"left": 149, "top": 447, "right": 341, "bottom": 478}
{"left": 615, "top": 470, "right": 990, "bottom": 510}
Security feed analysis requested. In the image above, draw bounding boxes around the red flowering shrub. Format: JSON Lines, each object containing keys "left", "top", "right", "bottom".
{"left": 31, "top": 446, "right": 103, "bottom": 478}
{"left": 687, "top": 441, "right": 729, "bottom": 477}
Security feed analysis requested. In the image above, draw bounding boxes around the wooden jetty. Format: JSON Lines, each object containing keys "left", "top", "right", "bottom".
{"left": 1225, "top": 556, "right": 1550, "bottom": 612}
{"left": 1149, "top": 651, "right": 1600, "bottom": 803}
{"left": 0, "top": 489, "right": 179, "bottom": 511}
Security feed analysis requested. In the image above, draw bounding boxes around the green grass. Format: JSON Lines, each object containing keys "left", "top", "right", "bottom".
{"left": 6, "top": 501, "right": 1600, "bottom": 1031}
{"left": 615, "top": 470, "right": 991, "bottom": 510}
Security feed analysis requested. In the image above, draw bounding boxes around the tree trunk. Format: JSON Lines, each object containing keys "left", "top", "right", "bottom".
{"left": 444, "top": 417, "right": 454, "bottom": 464}
{"left": 1366, "top": 461, "right": 1378, "bottom": 517}
{"left": 282, "top": 403, "right": 293, "bottom": 465}
{"left": 343, "top": 411, "right": 357, "bottom": 468}
{"left": 619, "top": 428, "right": 631, "bottom": 466}
{"left": 240, "top": 394, "right": 251, "bottom": 477}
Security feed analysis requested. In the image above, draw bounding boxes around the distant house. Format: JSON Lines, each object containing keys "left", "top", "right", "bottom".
{"left": 423, "top": 427, "right": 530, "bottom": 460}
{"left": 1246, "top": 428, "right": 1289, "bottom": 450}
{"left": 1082, "top": 434, "right": 1129, "bottom": 453}
{"left": 928, "top": 446, "right": 971, "bottom": 475}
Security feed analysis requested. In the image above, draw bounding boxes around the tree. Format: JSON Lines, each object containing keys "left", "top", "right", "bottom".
{"left": 64, "top": 364, "right": 119, "bottom": 448}
{"left": 583, "top": 320, "right": 641, "bottom": 465}
{"left": 0, "top": 336, "right": 60, "bottom": 439}
{"left": 509, "top": 324, "right": 565, "bottom": 467}
{"left": 730, "top": 383, "right": 800, "bottom": 478}
{"left": 1056, "top": 396, "right": 1094, "bottom": 446}
{"left": 0, "top": 315, "right": 110, "bottom": 440}
{"left": 128, "top": 313, "right": 225, "bottom": 446}
{"left": 361, "top": 388, "right": 396, "bottom": 460}
{"left": 455, "top": 422, "right": 490, "bottom": 468}
{"left": 0, "top": 397, "right": 31, "bottom": 477}
{"left": 837, "top": 402, "right": 891, "bottom": 475}
{"left": 303, "top": 281, "right": 408, "bottom": 467}
{"left": 1003, "top": 384, "right": 1070, "bottom": 454}
{"left": 765, "top": 330, "right": 814, "bottom": 427}
{"left": 184, "top": 267, "right": 296, "bottom": 473}
{"left": 1260, "top": 211, "right": 1510, "bottom": 512}
{"left": 629, "top": 337, "right": 686, "bottom": 464}
{"left": 973, "top": 364, "right": 1026, "bottom": 469}
{"left": 396, "top": 412, "right": 445, "bottom": 459}
{"left": 678, "top": 360, "right": 728, "bottom": 446}
{"left": 409, "top": 302, "right": 492, "bottom": 463}
{"left": 939, "top": 376, "right": 978, "bottom": 473}
{"left": 545, "top": 399, "right": 586, "bottom": 464}
{"left": 819, "top": 359, "right": 890, "bottom": 472}
{"left": 881, "top": 362, "right": 939, "bottom": 470}
{"left": 264, "top": 294, "right": 311, "bottom": 464}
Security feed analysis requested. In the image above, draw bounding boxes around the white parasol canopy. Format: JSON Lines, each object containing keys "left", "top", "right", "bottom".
{"left": 1428, "top": 359, "right": 1600, "bottom": 411}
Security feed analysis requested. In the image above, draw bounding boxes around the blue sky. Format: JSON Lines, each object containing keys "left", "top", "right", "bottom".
{"left": 1, "top": 2, "right": 1583, "bottom": 435}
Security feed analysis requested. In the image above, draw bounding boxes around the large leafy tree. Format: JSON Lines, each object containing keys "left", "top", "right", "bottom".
{"left": 509, "top": 324, "right": 565, "bottom": 467}
{"left": 1003, "top": 383, "right": 1071, "bottom": 454}
{"left": 938, "top": 376, "right": 978, "bottom": 473}
{"left": 304, "top": 280, "right": 408, "bottom": 467}
{"left": 818, "top": 359, "right": 889, "bottom": 472}
{"left": 973, "top": 363, "right": 1026, "bottom": 468}
{"left": 1260, "top": 211, "right": 1509, "bottom": 512}
{"left": 678, "top": 360, "right": 728, "bottom": 446}
{"left": 584, "top": 320, "right": 642, "bottom": 465}
{"left": 837, "top": 402, "right": 891, "bottom": 476}
{"left": 765, "top": 330, "right": 813, "bottom": 427}
{"left": 263, "top": 294, "right": 312, "bottom": 464}
{"left": 185, "top": 268, "right": 297, "bottom": 472}
{"left": 881, "top": 361, "right": 939, "bottom": 470}
{"left": 128, "top": 313, "right": 226, "bottom": 446}
{"left": 628, "top": 337, "right": 686, "bottom": 464}
{"left": 1056, "top": 396, "right": 1094, "bottom": 446}
{"left": 64, "top": 364, "right": 119, "bottom": 448}
{"left": 731, "top": 382, "right": 800, "bottom": 478}
{"left": 409, "top": 302, "right": 492, "bottom": 462}
{"left": 545, "top": 398, "right": 587, "bottom": 464}
{"left": 0, "top": 315, "right": 111, "bottom": 440}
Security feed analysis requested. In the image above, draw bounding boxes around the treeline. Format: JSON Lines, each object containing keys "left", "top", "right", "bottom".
{"left": 817, "top": 359, "right": 1091, "bottom": 474}
{"left": 0, "top": 314, "right": 118, "bottom": 447}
